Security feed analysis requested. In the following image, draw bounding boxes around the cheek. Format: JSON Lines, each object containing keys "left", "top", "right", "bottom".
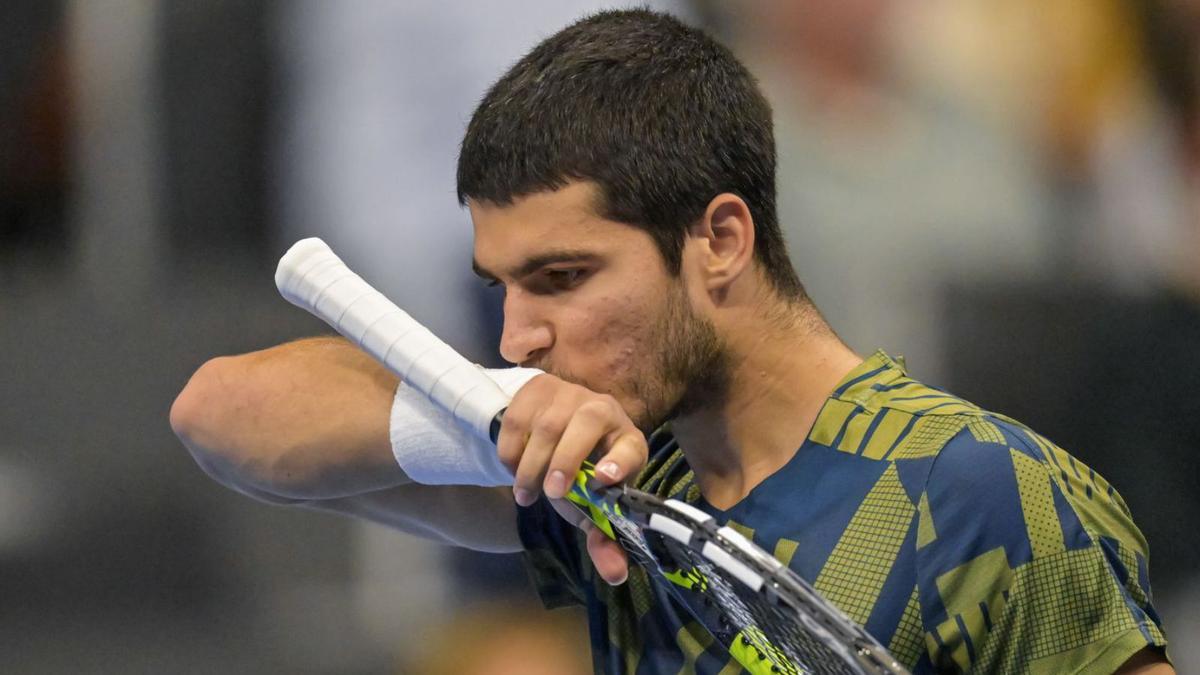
{"left": 559, "top": 293, "right": 655, "bottom": 384}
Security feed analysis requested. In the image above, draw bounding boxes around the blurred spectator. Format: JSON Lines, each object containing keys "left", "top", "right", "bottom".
{"left": 715, "top": 0, "right": 1199, "bottom": 382}
{"left": 897, "top": 0, "right": 1198, "bottom": 296}
{"left": 713, "top": 0, "right": 1054, "bottom": 385}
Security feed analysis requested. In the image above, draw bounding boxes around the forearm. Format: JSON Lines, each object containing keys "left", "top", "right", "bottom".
{"left": 299, "top": 483, "right": 521, "bottom": 553}
{"left": 171, "top": 336, "right": 410, "bottom": 500}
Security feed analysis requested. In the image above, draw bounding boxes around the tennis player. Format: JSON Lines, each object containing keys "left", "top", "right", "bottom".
{"left": 171, "top": 10, "right": 1172, "bottom": 674}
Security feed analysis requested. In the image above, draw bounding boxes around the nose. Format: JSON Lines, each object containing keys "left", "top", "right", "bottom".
{"left": 498, "top": 290, "right": 553, "bottom": 366}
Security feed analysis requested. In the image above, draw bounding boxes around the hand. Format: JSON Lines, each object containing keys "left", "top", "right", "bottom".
{"left": 496, "top": 374, "right": 648, "bottom": 585}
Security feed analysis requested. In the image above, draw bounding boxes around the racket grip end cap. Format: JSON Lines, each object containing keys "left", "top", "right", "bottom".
{"left": 275, "top": 237, "right": 334, "bottom": 301}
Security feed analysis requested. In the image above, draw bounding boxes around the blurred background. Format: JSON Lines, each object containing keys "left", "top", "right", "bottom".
{"left": 1, "top": 0, "right": 1196, "bottom": 672}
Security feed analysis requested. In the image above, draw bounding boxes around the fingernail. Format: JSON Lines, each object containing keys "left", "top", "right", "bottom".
{"left": 544, "top": 470, "right": 567, "bottom": 498}
{"left": 597, "top": 461, "right": 620, "bottom": 480}
{"left": 513, "top": 488, "right": 532, "bottom": 506}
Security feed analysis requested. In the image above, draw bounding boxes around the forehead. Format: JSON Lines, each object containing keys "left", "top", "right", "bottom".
{"left": 469, "top": 182, "right": 654, "bottom": 271}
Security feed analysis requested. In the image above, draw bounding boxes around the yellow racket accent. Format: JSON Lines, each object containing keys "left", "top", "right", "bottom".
{"left": 567, "top": 462, "right": 803, "bottom": 675}
{"left": 663, "top": 566, "right": 709, "bottom": 592}
{"left": 730, "top": 625, "right": 805, "bottom": 675}
{"left": 566, "top": 462, "right": 617, "bottom": 540}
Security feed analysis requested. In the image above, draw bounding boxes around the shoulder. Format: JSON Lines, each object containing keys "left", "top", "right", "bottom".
{"left": 901, "top": 413, "right": 1047, "bottom": 570}
{"left": 812, "top": 359, "right": 1008, "bottom": 466}
{"left": 922, "top": 412, "right": 1145, "bottom": 554}
{"left": 922, "top": 414, "right": 1043, "bottom": 495}
{"left": 819, "top": 359, "right": 1091, "bottom": 531}
{"left": 914, "top": 409, "right": 1155, "bottom": 601}
{"left": 910, "top": 415, "right": 1168, "bottom": 672}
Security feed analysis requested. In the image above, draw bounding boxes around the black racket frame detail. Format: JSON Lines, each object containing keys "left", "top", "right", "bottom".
{"left": 594, "top": 482, "right": 909, "bottom": 675}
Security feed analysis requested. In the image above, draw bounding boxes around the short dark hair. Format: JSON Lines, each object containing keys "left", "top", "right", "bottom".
{"left": 457, "top": 9, "right": 805, "bottom": 299}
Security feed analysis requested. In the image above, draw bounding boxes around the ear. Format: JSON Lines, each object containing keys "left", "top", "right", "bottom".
{"left": 686, "top": 193, "right": 755, "bottom": 297}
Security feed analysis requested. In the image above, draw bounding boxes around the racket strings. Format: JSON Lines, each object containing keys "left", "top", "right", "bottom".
{"left": 659, "top": 536, "right": 865, "bottom": 675}
{"left": 604, "top": 501, "right": 870, "bottom": 675}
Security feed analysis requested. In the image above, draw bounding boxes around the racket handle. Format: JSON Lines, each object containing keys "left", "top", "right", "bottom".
{"left": 275, "top": 237, "right": 510, "bottom": 440}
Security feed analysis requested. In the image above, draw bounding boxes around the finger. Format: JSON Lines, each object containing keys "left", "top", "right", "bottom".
{"left": 495, "top": 400, "right": 531, "bottom": 474}
{"left": 548, "top": 498, "right": 628, "bottom": 585}
{"left": 511, "top": 406, "right": 568, "bottom": 506}
{"left": 495, "top": 374, "right": 554, "bottom": 472}
{"left": 542, "top": 398, "right": 619, "bottom": 500}
{"left": 585, "top": 521, "right": 629, "bottom": 585}
{"left": 591, "top": 431, "right": 648, "bottom": 486}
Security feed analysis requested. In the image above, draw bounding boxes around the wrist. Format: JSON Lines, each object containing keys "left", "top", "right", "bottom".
{"left": 389, "top": 366, "right": 541, "bottom": 486}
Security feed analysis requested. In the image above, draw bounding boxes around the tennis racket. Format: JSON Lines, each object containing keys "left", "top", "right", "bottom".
{"left": 275, "top": 237, "right": 910, "bottom": 675}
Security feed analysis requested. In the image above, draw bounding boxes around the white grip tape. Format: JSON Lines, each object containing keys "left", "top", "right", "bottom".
{"left": 338, "top": 292, "right": 396, "bottom": 342}
{"left": 276, "top": 237, "right": 509, "bottom": 439}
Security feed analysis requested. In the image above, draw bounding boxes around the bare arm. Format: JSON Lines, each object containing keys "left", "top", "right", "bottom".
{"left": 170, "top": 336, "right": 407, "bottom": 500}
{"left": 300, "top": 484, "right": 520, "bottom": 553}
{"left": 170, "top": 336, "right": 522, "bottom": 552}
{"left": 171, "top": 335, "right": 640, "bottom": 577}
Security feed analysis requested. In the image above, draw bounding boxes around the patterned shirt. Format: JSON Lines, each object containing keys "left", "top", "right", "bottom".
{"left": 517, "top": 351, "right": 1168, "bottom": 674}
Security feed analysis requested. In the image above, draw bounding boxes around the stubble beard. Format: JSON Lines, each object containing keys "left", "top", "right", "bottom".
{"left": 629, "top": 282, "right": 731, "bottom": 433}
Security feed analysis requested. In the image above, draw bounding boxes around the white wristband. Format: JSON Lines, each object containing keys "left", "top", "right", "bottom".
{"left": 390, "top": 366, "right": 542, "bottom": 486}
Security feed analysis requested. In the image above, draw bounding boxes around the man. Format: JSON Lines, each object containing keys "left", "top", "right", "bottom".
{"left": 170, "top": 9, "right": 1171, "bottom": 674}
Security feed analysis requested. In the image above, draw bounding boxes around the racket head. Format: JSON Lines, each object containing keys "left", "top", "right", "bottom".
{"left": 566, "top": 463, "right": 910, "bottom": 675}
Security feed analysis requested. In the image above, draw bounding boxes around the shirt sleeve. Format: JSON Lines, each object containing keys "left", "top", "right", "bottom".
{"left": 516, "top": 496, "right": 592, "bottom": 609}
{"left": 912, "top": 417, "right": 1168, "bottom": 674}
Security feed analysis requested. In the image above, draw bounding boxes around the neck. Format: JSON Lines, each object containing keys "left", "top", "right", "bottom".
{"left": 670, "top": 301, "right": 862, "bottom": 510}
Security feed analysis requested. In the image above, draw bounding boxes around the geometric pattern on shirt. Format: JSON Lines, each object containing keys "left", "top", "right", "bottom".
{"left": 930, "top": 545, "right": 1143, "bottom": 673}
{"left": 813, "top": 463, "right": 916, "bottom": 626}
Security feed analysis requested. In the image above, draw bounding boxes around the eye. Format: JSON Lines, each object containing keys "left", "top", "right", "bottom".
{"left": 543, "top": 268, "right": 587, "bottom": 290}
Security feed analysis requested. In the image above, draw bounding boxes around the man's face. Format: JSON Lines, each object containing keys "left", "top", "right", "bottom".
{"left": 470, "top": 182, "right": 727, "bottom": 431}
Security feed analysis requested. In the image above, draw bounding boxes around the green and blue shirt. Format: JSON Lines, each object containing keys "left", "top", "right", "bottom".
{"left": 518, "top": 351, "right": 1168, "bottom": 674}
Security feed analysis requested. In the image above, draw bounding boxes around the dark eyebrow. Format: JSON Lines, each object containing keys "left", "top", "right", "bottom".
{"left": 472, "top": 250, "right": 598, "bottom": 282}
